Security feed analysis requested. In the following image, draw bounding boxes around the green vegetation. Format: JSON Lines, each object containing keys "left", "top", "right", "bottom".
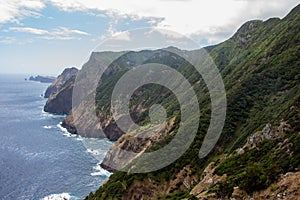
{"left": 86, "top": 4, "right": 300, "bottom": 200}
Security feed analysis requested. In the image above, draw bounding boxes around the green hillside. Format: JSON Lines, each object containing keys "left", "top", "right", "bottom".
{"left": 85, "top": 4, "right": 300, "bottom": 200}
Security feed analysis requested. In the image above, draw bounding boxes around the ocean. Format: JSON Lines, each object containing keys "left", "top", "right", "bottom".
{"left": 0, "top": 74, "right": 113, "bottom": 200}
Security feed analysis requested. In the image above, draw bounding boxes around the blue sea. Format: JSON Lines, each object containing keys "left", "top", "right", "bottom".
{"left": 0, "top": 74, "right": 113, "bottom": 200}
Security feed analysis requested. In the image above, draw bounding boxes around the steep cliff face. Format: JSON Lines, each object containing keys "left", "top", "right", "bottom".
{"left": 60, "top": 51, "right": 127, "bottom": 138}
{"left": 44, "top": 67, "right": 78, "bottom": 98}
{"left": 44, "top": 77, "right": 75, "bottom": 115}
{"left": 43, "top": 68, "right": 78, "bottom": 115}
{"left": 61, "top": 49, "right": 187, "bottom": 140}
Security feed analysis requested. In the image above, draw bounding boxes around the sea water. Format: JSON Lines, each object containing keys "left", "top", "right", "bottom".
{"left": 0, "top": 74, "right": 113, "bottom": 200}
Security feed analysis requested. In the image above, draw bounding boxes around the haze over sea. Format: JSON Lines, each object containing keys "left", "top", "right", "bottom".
{"left": 0, "top": 74, "right": 112, "bottom": 200}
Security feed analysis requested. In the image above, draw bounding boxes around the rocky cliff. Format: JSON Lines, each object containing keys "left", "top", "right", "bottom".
{"left": 43, "top": 67, "right": 78, "bottom": 115}
{"left": 44, "top": 67, "right": 78, "bottom": 98}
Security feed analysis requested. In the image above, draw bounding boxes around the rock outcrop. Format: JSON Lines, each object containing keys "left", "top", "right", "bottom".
{"left": 43, "top": 67, "right": 78, "bottom": 115}
{"left": 237, "top": 121, "right": 291, "bottom": 152}
{"left": 29, "top": 75, "right": 55, "bottom": 83}
{"left": 44, "top": 67, "right": 78, "bottom": 98}
{"left": 44, "top": 79, "right": 75, "bottom": 115}
{"left": 191, "top": 160, "right": 227, "bottom": 197}
{"left": 100, "top": 124, "right": 166, "bottom": 172}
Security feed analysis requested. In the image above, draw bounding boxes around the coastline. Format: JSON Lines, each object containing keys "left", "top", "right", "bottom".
{"left": 39, "top": 115, "right": 113, "bottom": 200}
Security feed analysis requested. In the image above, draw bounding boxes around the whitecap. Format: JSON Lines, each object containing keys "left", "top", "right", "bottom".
{"left": 43, "top": 125, "right": 52, "bottom": 129}
{"left": 41, "top": 192, "right": 71, "bottom": 200}
{"left": 63, "top": 133, "right": 77, "bottom": 138}
{"left": 91, "top": 164, "right": 112, "bottom": 177}
{"left": 42, "top": 110, "right": 65, "bottom": 118}
{"left": 57, "top": 123, "right": 76, "bottom": 137}
{"left": 86, "top": 148, "right": 100, "bottom": 156}
{"left": 76, "top": 136, "right": 83, "bottom": 141}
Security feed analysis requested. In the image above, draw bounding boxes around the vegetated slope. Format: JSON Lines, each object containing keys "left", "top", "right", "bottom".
{"left": 86, "top": 4, "right": 300, "bottom": 200}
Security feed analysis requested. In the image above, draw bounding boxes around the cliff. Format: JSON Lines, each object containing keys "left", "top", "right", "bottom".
{"left": 44, "top": 67, "right": 78, "bottom": 98}
{"left": 43, "top": 67, "right": 78, "bottom": 115}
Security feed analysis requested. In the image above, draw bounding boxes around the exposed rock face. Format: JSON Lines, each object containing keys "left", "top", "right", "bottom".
{"left": 29, "top": 75, "right": 55, "bottom": 83}
{"left": 191, "top": 159, "right": 227, "bottom": 197}
{"left": 243, "top": 121, "right": 290, "bottom": 150}
{"left": 121, "top": 165, "right": 199, "bottom": 200}
{"left": 100, "top": 124, "right": 166, "bottom": 172}
{"left": 58, "top": 51, "right": 126, "bottom": 138}
{"left": 61, "top": 114, "right": 77, "bottom": 134}
{"left": 44, "top": 79, "right": 75, "bottom": 115}
{"left": 232, "top": 20, "right": 262, "bottom": 44}
{"left": 44, "top": 67, "right": 78, "bottom": 98}
{"left": 43, "top": 67, "right": 78, "bottom": 115}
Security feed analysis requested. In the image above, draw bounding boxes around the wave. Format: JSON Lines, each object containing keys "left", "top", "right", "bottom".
{"left": 43, "top": 125, "right": 52, "bottom": 129}
{"left": 76, "top": 135, "right": 83, "bottom": 141}
{"left": 41, "top": 193, "right": 72, "bottom": 200}
{"left": 42, "top": 110, "right": 65, "bottom": 118}
{"left": 57, "top": 123, "right": 76, "bottom": 137}
{"left": 86, "top": 148, "right": 100, "bottom": 156}
{"left": 91, "top": 163, "right": 112, "bottom": 177}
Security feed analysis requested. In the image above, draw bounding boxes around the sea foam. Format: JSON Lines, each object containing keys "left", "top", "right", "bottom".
{"left": 91, "top": 163, "right": 112, "bottom": 177}
{"left": 41, "top": 193, "right": 71, "bottom": 200}
{"left": 57, "top": 123, "right": 76, "bottom": 137}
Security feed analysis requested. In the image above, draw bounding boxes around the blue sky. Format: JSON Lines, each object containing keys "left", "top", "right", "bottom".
{"left": 0, "top": 0, "right": 299, "bottom": 75}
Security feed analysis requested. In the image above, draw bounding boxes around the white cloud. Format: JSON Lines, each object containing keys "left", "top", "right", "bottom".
{"left": 146, "top": 29, "right": 185, "bottom": 39}
{"left": 52, "top": 27, "right": 90, "bottom": 36}
{"left": 8, "top": 26, "right": 90, "bottom": 41}
{"left": 0, "top": 0, "right": 45, "bottom": 23}
{"left": 1, "top": 0, "right": 299, "bottom": 44}
{"left": 9, "top": 27, "right": 49, "bottom": 35}
{"left": 112, "top": 31, "right": 131, "bottom": 41}
{"left": 46, "top": 0, "right": 299, "bottom": 44}
{"left": 98, "top": 19, "right": 132, "bottom": 41}
{"left": 39, "top": 35, "right": 79, "bottom": 40}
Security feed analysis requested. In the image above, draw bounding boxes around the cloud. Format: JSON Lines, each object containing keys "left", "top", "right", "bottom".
{"left": 0, "top": 0, "right": 45, "bottom": 24}
{"left": 39, "top": 35, "right": 79, "bottom": 40}
{"left": 1, "top": 0, "right": 299, "bottom": 44}
{"left": 46, "top": 0, "right": 299, "bottom": 44}
{"left": 146, "top": 29, "right": 185, "bottom": 39}
{"left": 52, "top": 27, "right": 90, "bottom": 36}
{"left": 8, "top": 26, "right": 90, "bottom": 41}
{"left": 9, "top": 27, "right": 49, "bottom": 35}
{"left": 98, "top": 18, "right": 133, "bottom": 41}
{"left": 112, "top": 31, "right": 131, "bottom": 41}
{"left": 191, "top": 26, "right": 234, "bottom": 44}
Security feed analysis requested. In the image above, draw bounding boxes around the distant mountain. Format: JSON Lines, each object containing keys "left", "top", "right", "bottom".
{"left": 28, "top": 75, "right": 55, "bottom": 83}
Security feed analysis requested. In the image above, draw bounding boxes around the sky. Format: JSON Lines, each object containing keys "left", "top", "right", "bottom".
{"left": 0, "top": 0, "right": 299, "bottom": 75}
